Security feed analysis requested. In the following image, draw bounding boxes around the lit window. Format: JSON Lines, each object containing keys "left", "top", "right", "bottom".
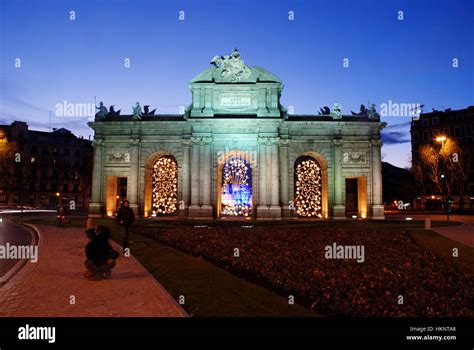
{"left": 294, "top": 156, "right": 322, "bottom": 217}
{"left": 152, "top": 156, "right": 178, "bottom": 215}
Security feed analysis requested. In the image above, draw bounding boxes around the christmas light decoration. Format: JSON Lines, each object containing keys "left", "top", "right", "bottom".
{"left": 221, "top": 157, "right": 252, "bottom": 216}
{"left": 294, "top": 156, "right": 322, "bottom": 217}
{"left": 152, "top": 156, "right": 178, "bottom": 215}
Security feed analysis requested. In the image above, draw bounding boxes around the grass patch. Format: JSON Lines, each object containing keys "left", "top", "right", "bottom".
{"left": 407, "top": 228, "right": 474, "bottom": 275}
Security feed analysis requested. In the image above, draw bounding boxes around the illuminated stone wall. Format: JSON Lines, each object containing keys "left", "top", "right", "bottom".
{"left": 88, "top": 51, "right": 385, "bottom": 220}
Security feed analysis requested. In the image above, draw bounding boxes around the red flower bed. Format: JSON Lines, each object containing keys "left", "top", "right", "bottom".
{"left": 141, "top": 224, "right": 473, "bottom": 317}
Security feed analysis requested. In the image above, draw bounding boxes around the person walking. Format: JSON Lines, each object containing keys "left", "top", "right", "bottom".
{"left": 116, "top": 199, "right": 135, "bottom": 250}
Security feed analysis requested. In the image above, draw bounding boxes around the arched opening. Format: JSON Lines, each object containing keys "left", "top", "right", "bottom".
{"left": 217, "top": 151, "right": 253, "bottom": 217}
{"left": 294, "top": 155, "right": 323, "bottom": 218}
{"left": 150, "top": 155, "right": 178, "bottom": 216}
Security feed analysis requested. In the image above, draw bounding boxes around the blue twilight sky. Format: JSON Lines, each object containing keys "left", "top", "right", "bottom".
{"left": 1, "top": 0, "right": 473, "bottom": 168}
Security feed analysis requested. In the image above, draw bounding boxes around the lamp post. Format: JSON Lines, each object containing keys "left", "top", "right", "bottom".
{"left": 55, "top": 192, "right": 60, "bottom": 210}
{"left": 436, "top": 136, "right": 449, "bottom": 221}
{"left": 440, "top": 174, "right": 450, "bottom": 222}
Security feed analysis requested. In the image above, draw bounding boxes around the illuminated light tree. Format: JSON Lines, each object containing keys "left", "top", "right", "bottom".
{"left": 294, "top": 156, "right": 322, "bottom": 217}
{"left": 417, "top": 138, "right": 470, "bottom": 196}
{"left": 221, "top": 157, "right": 252, "bottom": 216}
{"left": 151, "top": 156, "right": 178, "bottom": 215}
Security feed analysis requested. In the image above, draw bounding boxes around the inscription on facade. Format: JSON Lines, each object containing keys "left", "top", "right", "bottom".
{"left": 219, "top": 93, "right": 252, "bottom": 108}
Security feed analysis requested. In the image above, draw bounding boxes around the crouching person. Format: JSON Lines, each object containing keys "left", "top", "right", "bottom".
{"left": 84, "top": 225, "right": 120, "bottom": 281}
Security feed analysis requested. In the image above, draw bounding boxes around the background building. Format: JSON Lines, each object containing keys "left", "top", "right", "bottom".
{"left": 381, "top": 162, "right": 415, "bottom": 208}
{"left": 0, "top": 121, "right": 93, "bottom": 208}
{"left": 410, "top": 106, "right": 474, "bottom": 211}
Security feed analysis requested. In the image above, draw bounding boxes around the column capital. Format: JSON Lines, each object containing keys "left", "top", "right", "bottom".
{"left": 182, "top": 138, "right": 192, "bottom": 146}
{"left": 258, "top": 136, "right": 279, "bottom": 145}
{"left": 92, "top": 138, "right": 104, "bottom": 147}
{"left": 332, "top": 138, "right": 343, "bottom": 147}
{"left": 279, "top": 138, "right": 290, "bottom": 147}
{"left": 130, "top": 138, "right": 141, "bottom": 147}
{"left": 258, "top": 136, "right": 269, "bottom": 145}
{"left": 190, "top": 137, "right": 201, "bottom": 145}
{"left": 370, "top": 139, "right": 382, "bottom": 147}
{"left": 202, "top": 136, "right": 213, "bottom": 145}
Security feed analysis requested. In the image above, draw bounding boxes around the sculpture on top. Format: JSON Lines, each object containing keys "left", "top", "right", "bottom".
{"left": 210, "top": 49, "right": 251, "bottom": 82}
{"left": 144, "top": 105, "right": 156, "bottom": 115}
{"left": 318, "top": 106, "right": 331, "bottom": 115}
{"left": 108, "top": 105, "right": 121, "bottom": 117}
{"left": 132, "top": 102, "right": 143, "bottom": 120}
{"left": 95, "top": 101, "right": 108, "bottom": 121}
{"left": 330, "top": 103, "right": 343, "bottom": 119}
{"left": 351, "top": 104, "right": 368, "bottom": 116}
{"left": 367, "top": 104, "right": 380, "bottom": 120}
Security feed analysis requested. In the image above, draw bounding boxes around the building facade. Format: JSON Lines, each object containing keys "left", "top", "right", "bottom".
{"left": 410, "top": 106, "right": 474, "bottom": 210}
{"left": 88, "top": 50, "right": 386, "bottom": 220}
{"left": 0, "top": 121, "right": 93, "bottom": 208}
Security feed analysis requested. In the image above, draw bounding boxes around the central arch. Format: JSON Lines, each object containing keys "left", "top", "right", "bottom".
{"left": 217, "top": 151, "right": 253, "bottom": 217}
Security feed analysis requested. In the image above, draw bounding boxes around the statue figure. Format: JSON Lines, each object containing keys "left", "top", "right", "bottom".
{"left": 210, "top": 49, "right": 251, "bottom": 82}
{"left": 367, "top": 104, "right": 380, "bottom": 120}
{"left": 95, "top": 101, "right": 108, "bottom": 121}
{"left": 330, "top": 103, "right": 343, "bottom": 119}
{"left": 107, "top": 105, "right": 121, "bottom": 117}
{"left": 319, "top": 106, "right": 331, "bottom": 115}
{"left": 144, "top": 105, "right": 156, "bottom": 115}
{"left": 351, "top": 104, "right": 368, "bottom": 116}
{"left": 132, "top": 102, "right": 143, "bottom": 120}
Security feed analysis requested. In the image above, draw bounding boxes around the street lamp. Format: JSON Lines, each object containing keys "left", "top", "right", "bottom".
{"left": 435, "top": 135, "right": 447, "bottom": 148}
{"left": 435, "top": 137, "right": 450, "bottom": 221}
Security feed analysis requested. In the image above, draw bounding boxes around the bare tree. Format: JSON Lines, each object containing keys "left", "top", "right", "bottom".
{"left": 417, "top": 138, "right": 469, "bottom": 196}
{"left": 0, "top": 139, "right": 20, "bottom": 204}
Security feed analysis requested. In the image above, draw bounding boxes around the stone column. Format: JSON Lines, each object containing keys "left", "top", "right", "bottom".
{"left": 128, "top": 138, "right": 140, "bottom": 216}
{"left": 280, "top": 138, "right": 290, "bottom": 217}
{"left": 200, "top": 136, "right": 213, "bottom": 218}
{"left": 332, "top": 139, "right": 346, "bottom": 219}
{"left": 257, "top": 137, "right": 268, "bottom": 218}
{"left": 269, "top": 138, "right": 281, "bottom": 219}
{"left": 180, "top": 138, "right": 191, "bottom": 218}
{"left": 188, "top": 137, "right": 201, "bottom": 217}
{"left": 202, "top": 88, "right": 213, "bottom": 116}
{"left": 89, "top": 138, "right": 104, "bottom": 217}
{"left": 370, "top": 139, "right": 385, "bottom": 219}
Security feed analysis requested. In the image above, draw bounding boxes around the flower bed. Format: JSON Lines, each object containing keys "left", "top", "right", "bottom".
{"left": 139, "top": 224, "right": 473, "bottom": 317}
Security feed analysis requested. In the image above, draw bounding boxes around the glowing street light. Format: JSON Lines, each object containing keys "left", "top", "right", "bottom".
{"left": 435, "top": 135, "right": 447, "bottom": 148}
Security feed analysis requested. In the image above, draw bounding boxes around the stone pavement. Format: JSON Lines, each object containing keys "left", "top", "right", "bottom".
{"left": 431, "top": 224, "right": 474, "bottom": 248}
{"left": 0, "top": 224, "right": 187, "bottom": 317}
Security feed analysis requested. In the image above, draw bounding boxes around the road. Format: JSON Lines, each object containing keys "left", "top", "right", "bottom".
{"left": 386, "top": 213, "right": 474, "bottom": 224}
{"left": 0, "top": 217, "right": 33, "bottom": 278}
